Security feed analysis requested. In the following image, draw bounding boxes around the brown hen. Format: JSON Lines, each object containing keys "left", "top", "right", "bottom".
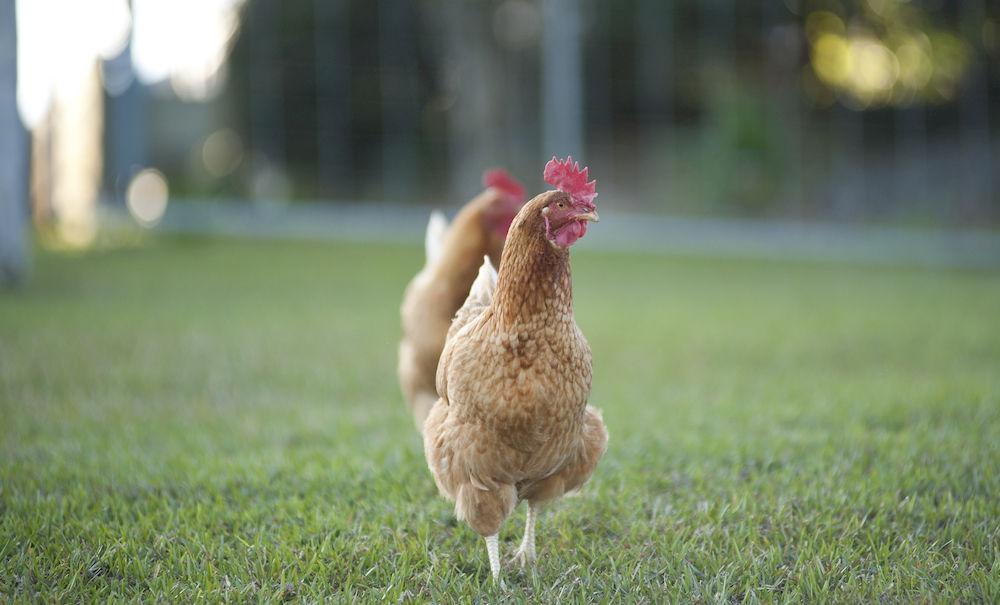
{"left": 398, "top": 171, "right": 525, "bottom": 428}
{"left": 423, "top": 157, "right": 607, "bottom": 582}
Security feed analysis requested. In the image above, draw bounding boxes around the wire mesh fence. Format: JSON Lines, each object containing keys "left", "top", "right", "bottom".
{"left": 189, "top": 0, "right": 997, "bottom": 224}
{"left": 4, "top": 0, "right": 1000, "bottom": 273}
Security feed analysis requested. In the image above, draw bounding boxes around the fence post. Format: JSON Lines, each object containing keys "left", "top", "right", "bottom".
{"left": 763, "top": 0, "right": 805, "bottom": 213}
{"left": 0, "top": 0, "right": 28, "bottom": 284}
{"left": 247, "top": 0, "right": 287, "bottom": 199}
{"left": 378, "top": 0, "right": 419, "bottom": 201}
{"left": 541, "top": 0, "right": 584, "bottom": 159}
{"left": 315, "top": 0, "right": 353, "bottom": 197}
{"left": 104, "top": 32, "right": 148, "bottom": 205}
{"left": 634, "top": 0, "right": 674, "bottom": 207}
{"left": 959, "top": 0, "right": 993, "bottom": 220}
{"left": 440, "top": 3, "right": 504, "bottom": 198}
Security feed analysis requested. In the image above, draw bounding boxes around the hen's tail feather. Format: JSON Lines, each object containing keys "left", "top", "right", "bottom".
{"left": 468, "top": 255, "right": 497, "bottom": 306}
{"left": 424, "top": 210, "right": 448, "bottom": 265}
{"left": 410, "top": 391, "right": 438, "bottom": 433}
{"left": 435, "top": 256, "right": 498, "bottom": 408}
{"left": 448, "top": 256, "right": 496, "bottom": 339}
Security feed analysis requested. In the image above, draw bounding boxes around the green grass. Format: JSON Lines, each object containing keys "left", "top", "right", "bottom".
{"left": 1, "top": 236, "right": 998, "bottom": 603}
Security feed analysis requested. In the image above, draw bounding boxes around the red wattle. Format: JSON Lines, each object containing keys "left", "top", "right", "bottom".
{"left": 554, "top": 220, "right": 587, "bottom": 248}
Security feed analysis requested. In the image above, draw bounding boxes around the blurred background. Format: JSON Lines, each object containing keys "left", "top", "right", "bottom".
{"left": 1, "top": 0, "right": 999, "bottom": 279}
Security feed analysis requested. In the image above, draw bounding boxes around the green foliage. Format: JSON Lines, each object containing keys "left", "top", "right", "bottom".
{"left": 1, "top": 238, "right": 998, "bottom": 602}
{"left": 697, "top": 77, "right": 788, "bottom": 214}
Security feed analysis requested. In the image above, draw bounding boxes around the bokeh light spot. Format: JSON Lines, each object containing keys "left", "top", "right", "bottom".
{"left": 201, "top": 129, "right": 244, "bottom": 178}
{"left": 812, "top": 33, "right": 851, "bottom": 87}
{"left": 126, "top": 169, "right": 169, "bottom": 227}
{"left": 805, "top": 11, "right": 844, "bottom": 44}
{"left": 850, "top": 39, "right": 898, "bottom": 95}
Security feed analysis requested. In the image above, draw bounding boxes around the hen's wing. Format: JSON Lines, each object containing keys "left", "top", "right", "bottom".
{"left": 436, "top": 256, "right": 497, "bottom": 402}
{"left": 424, "top": 210, "right": 449, "bottom": 266}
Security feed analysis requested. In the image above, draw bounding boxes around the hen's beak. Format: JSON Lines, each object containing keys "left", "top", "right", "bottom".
{"left": 576, "top": 210, "right": 600, "bottom": 223}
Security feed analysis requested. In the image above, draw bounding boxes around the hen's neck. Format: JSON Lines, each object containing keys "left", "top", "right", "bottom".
{"left": 493, "top": 214, "right": 573, "bottom": 329}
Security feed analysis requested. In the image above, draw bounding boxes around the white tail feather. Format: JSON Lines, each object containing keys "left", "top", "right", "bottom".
{"left": 424, "top": 210, "right": 448, "bottom": 265}
{"left": 467, "top": 256, "right": 497, "bottom": 307}
{"left": 447, "top": 256, "right": 498, "bottom": 342}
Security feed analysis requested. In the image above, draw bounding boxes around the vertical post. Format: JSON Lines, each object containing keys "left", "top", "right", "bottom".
{"left": 378, "top": 0, "right": 419, "bottom": 201}
{"left": 502, "top": 45, "right": 538, "bottom": 186}
{"left": 893, "top": 0, "right": 927, "bottom": 217}
{"left": 496, "top": 1, "right": 543, "bottom": 184}
{"left": 247, "top": 0, "right": 286, "bottom": 198}
{"left": 314, "top": 0, "right": 352, "bottom": 197}
{"left": 587, "top": 0, "right": 613, "bottom": 145}
{"left": 441, "top": 2, "right": 503, "bottom": 198}
{"left": 635, "top": 0, "right": 674, "bottom": 123}
{"left": 634, "top": 0, "right": 674, "bottom": 204}
{"left": 894, "top": 103, "right": 927, "bottom": 217}
{"left": 959, "top": 0, "right": 992, "bottom": 220}
{"left": 763, "top": 0, "right": 804, "bottom": 213}
{"left": 699, "top": 0, "right": 735, "bottom": 107}
{"left": 0, "top": 0, "right": 28, "bottom": 284}
{"left": 541, "top": 0, "right": 584, "bottom": 159}
{"left": 104, "top": 31, "right": 148, "bottom": 204}
{"left": 698, "top": 0, "right": 736, "bottom": 208}
{"left": 831, "top": 104, "right": 865, "bottom": 219}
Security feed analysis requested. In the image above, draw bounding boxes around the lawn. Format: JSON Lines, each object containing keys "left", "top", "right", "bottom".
{"left": 1, "top": 236, "right": 998, "bottom": 602}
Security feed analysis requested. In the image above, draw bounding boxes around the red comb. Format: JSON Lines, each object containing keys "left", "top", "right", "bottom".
{"left": 482, "top": 168, "right": 526, "bottom": 203}
{"left": 543, "top": 156, "right": 597, "bottom": 208}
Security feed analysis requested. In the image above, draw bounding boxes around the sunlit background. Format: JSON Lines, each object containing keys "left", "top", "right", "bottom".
{"left": 0, "top": 0, "right": 998, "bottom": 269}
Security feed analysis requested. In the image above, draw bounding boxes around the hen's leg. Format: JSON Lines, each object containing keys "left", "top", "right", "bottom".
{"left": 457, "top": 481, "right": 516, "bottom": 585}
{"left": 511, "top": 502, "right": 537, "bottom": 567}
{"left": 484, "top": 534, "right": 502, "bottom": 584}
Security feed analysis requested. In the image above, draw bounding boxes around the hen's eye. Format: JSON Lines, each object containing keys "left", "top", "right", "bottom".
{"left": 557, "top": 202, "right": 565, "bottom": 209}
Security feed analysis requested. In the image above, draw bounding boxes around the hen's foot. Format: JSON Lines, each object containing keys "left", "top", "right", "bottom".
{"left": 510, "top": 545, "right": 536, "bottom": 568}
{"left": 510, "top": 502, "right": 538, "bottom": 568}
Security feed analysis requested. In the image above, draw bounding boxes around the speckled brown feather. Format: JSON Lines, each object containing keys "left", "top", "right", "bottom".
{"left": 424, "top": 190, "right": 608, "bottom": 537}
{"left": 398, "top": 189, "right": 511, "bottom": 428}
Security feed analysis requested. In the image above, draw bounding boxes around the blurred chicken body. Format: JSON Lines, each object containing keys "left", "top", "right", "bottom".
{"left": 398, "top": 171, "right": 525, "bottom": 428}
{"left": 423, "top": 157, "right": 607, "bottom": 582}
